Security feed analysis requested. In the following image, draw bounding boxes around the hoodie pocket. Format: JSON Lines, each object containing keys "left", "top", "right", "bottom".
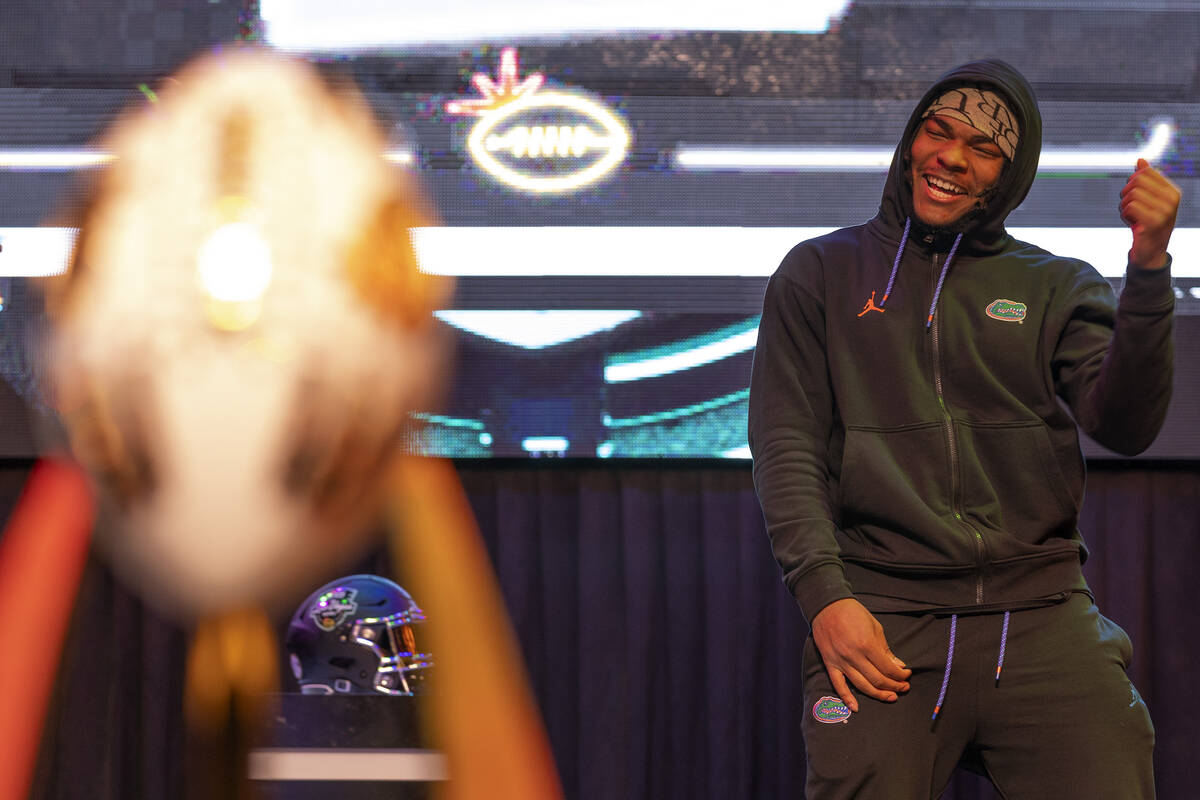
{"left": 837, "top": 423, "right": 957, "bottom": 561}
{"left": 956, "top": 421, "right": 1076, "bottom": 542}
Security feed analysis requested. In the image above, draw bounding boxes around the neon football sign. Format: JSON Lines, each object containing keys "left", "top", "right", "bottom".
{"left": 445, "top": 48, "right": 629, "bottom": 193}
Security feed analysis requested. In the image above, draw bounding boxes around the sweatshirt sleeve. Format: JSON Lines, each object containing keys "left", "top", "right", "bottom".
{"left": 748, "top": 250, "right": 853, "bottom": 625}
{"left": 1053, "top": 258, "right": 1175, "bottom": 456}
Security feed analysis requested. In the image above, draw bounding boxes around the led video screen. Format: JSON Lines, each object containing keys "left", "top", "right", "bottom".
{"left": 1, "top": 0, "right": 1199, "bottom": 458}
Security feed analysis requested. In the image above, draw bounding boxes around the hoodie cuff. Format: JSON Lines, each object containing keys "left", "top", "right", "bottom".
{"left": 792, "top": 564, "right": 855, "bottom": 628}
{"left": 1120, "top": 254, "right": 1175, "bottom": 312}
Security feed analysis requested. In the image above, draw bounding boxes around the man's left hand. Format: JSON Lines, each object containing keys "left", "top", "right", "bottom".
{"left": 1121, "top": 158, "right": 1180, "bottom": 271}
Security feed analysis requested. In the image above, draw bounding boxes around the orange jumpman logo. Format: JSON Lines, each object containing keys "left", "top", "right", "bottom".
{"left": 858, "top": 291, "right": 885, "bottom": 317}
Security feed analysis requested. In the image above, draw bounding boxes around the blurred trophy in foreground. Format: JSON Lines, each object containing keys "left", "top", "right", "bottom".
{"left": 2, "top": 48, "right": 561, "bottom": 800}
{"left": 47, "top": 49, "right": 444, "bottom": 621}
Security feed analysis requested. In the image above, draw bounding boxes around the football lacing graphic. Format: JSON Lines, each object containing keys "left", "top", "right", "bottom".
{"left": 485, "top": 125, "right": 617, "bottom": 159}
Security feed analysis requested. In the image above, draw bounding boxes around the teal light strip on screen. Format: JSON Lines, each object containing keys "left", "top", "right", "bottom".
{"left": 605, "top": 388, "right": 750, "bottom": 429}
{"left": 412, "top": 413, "right": 485, "bottom": 431}
{"left": 604, "top": 316, "right": 760, "bottom": 383}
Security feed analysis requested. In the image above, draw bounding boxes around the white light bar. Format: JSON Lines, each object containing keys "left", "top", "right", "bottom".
{"left": 676, "top": 146, "right": 896, "bottom": 171}
{"left": 383, "top": 149, "right": 415, "bottom": 166}
{"left": 0, "top": 149, "right": 413, "bottom": 171}
{"left": 260, "top": 0, "right": 851, "bottom": 51}
{"left": 434, "top": 309, "right": 640, "bottom": 348}
{"left": 522, "top": 436, "right": 569, "bottom": 453}
{"left": 0, "top": 228, "right": 78, "bottom": 277}
{"left": 4, "top": 122, "right": 1171, "bottom": 174}
{"left": 1038, "top": 121, "right": 1172, "bottom": 168}
{"left": 413, "top": 226, "right": 1200, "bottom": 279}
{"left": 604, "top": 326, "right": 757, "bottom": 383}
{"left": 7, "top": 227, "right": 1200, "bottom": 280}
{"left": 675, "top": 121, "right": 1174, "bottom": 173}
{"left": 0, "top": 149, "right": 114, "bottom": 171}
{"left": 414, "top": 227, "right": 830, "bottom": 277}
{"left": 247, "top": 748, "right": 447, "bottom": 782}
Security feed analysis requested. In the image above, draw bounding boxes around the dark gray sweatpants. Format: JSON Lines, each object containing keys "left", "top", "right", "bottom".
{"left": 800, "top": 593, "right": 1155, "bottom": 799}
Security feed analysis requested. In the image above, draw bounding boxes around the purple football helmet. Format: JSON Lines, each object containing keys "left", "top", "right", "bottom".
{"left": 286, "top": 574, "right": 432, "bottom": 695}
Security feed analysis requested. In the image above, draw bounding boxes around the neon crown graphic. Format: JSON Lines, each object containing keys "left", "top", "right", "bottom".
{"left": 444, "top": 48, "right": 545, "bottom": 116}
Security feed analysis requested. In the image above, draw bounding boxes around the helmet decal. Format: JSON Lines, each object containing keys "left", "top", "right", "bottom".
{"left": 309, "top": 586, "right": 359, "bottom": 632}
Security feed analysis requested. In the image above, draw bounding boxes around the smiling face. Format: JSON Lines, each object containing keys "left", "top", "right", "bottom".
{"left": 908, "top": 114, "right": 1007, "bottom": 229}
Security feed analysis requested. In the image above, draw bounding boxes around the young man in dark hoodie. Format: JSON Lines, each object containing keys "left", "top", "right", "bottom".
{"left": 748, "top": 60, "right": 1179, "bottom": 799}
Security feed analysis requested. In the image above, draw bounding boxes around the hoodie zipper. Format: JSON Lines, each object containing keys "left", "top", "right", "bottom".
{"left": 929, "top": 252, "right": 985, "bottom": 605}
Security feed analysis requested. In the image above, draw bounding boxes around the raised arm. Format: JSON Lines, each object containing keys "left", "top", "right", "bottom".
{"left": 1055, "top": 160, "right": 1179, "bottom": 454}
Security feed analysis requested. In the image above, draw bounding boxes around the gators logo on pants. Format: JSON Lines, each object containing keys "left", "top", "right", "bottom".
{"left": 812, "top": 696, "right": 852, "bottom": 724}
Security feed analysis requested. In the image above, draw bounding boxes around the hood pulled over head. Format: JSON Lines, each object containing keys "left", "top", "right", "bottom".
{"left": 879, "top": 59, "right": 1043, "bottom": 256}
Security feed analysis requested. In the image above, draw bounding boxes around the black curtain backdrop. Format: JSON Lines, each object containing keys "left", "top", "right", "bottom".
{"left": 23, "top": 461, "right": 1200, "bottom": 800}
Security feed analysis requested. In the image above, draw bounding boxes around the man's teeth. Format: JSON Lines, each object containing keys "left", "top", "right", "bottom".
{"left": 926, "top": 176, "right": 966, "bottom": 195}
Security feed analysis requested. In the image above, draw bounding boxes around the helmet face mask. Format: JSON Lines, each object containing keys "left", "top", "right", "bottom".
{"left": 287, "top": 574, "right": 432, "bottom": 696}
{"left": 351, "top": 611, "right": 432, "bottom": 694}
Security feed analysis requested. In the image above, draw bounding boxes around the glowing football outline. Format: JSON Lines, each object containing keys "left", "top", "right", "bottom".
{"left": 465, "top": 91, "right": 630, "bottom": 193}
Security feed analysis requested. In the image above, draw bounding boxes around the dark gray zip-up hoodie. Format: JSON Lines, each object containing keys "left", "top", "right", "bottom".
{"left": 748, "top": 60, "right": 1175, "bottom": 624}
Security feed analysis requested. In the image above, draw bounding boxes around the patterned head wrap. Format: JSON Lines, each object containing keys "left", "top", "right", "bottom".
{"left": 921, "top": 86, "right": 1020, "bottom": 160}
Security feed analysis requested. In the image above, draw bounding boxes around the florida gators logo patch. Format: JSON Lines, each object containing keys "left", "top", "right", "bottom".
{"left": 812, "top": 696, "right": 852, "bottom": 724}
{"left": 985, "top": 299, "right": 1027, "bottom": 323}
